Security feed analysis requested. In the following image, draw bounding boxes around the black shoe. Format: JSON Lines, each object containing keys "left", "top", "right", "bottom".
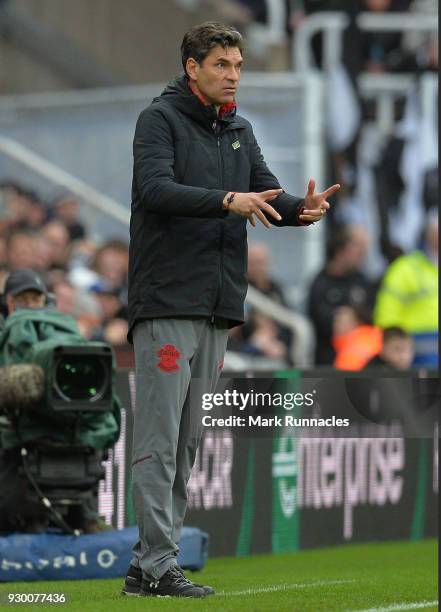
{"left": 175, "top": 565, "right": 215, "bottom": 595}
{"left": 122, "top": 563, "right": 214, "bottom": 597}
{"left": 121, "top": 564, "right": 141, "bottom": 597}
{"left": 140, "top": 565, "right": 205, "bottom": 598}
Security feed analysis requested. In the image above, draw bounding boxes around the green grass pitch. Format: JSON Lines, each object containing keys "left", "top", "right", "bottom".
{"left": 0, "top": 539, "right": 437, "bottom": 611}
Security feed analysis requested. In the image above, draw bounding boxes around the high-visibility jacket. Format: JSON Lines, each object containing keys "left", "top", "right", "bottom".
{"left": 374, "top": 251, "right": 438, "bottom": 331}
{"left": 374, "top": 251, "right": 438, "bottom": 367}
{"left": 333, "top": 325, "right": 383, "bottom": 371}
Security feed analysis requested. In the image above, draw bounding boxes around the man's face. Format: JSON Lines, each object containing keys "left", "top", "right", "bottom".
{"left": 6, "top": 290, "right": 46, "bottom": 314}
{"left": 186, "top": 45, "right": 243, "bottom": 107}
{"left": 8, "top": 234, "right": 34, "bottom": 270}
{"left": 343, "top": 228, "right": 369, "bottom": 271}
{"left": 247, "top": 244, "right": 270, "bottom": 284}
{"left": 381, "top": 338, "right": 414, "bottom": 370}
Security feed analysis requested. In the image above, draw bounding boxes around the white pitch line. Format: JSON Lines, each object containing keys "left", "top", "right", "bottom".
{"left": 349, "top": 600, "right": 438, "bottom": 612}
{"left": 218, "top": 578, "right": 355, "bottom": 597}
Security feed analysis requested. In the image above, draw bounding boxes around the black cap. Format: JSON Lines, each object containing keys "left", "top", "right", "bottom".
{"left": 4, "top": 269, "right": 48, "bottom": 297}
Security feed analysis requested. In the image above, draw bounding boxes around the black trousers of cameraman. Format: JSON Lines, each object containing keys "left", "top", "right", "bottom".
{"left": 0, "top": 449, "right": 48, "bottom": 533}
{"left": 0, "top": 448, "right": 99, "bottom": 533}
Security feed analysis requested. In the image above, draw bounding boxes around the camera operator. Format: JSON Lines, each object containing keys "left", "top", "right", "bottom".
{"left": 3, "top": 269, "right": 47, "bottom": 313}
{"left": 0, "top": 269, "right": 51, "bottom": 424}
{"left": 0, "top": 269, "right": 120, "bottom": 534}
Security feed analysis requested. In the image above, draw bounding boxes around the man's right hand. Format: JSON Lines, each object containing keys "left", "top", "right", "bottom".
{"left": 223, "top": 189, "right": 283, "bottom": 228}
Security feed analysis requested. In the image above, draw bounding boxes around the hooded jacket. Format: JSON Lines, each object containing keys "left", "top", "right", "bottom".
{"left": 128, "top": 74, "right": 306, "bottom": 340}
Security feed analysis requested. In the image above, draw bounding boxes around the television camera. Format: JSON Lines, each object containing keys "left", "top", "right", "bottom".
{"left": 0, "top": 303, "right": 121, "bottom": 535}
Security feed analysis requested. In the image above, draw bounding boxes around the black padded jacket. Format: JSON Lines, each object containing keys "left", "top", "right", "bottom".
{"left": 128, "top": 74, "right": 306, "bottom": 340}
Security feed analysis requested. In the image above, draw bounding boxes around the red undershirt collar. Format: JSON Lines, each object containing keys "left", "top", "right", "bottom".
{"left": 188, "top": 81, "right": 236, "bottom": 118}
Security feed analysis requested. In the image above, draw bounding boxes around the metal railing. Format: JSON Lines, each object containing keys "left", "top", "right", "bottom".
{"left": 358, "top": 73, "right": 416, "bottom": 134}
{"left": 246, "top": 285, "right": 314, "bottom": 367}
{"left": 247, "top": 0, "right": 288, "bottom": 46}
{"left": 175, "top": 0, "right": 287, "bottom": 44}
{"left": 0, "top": 136, "right": 130, "bottom": 226}
{"left": 294, "top": 12, "right": 348, "bottom": 73}
{"left": 293, "top": 12, "right": 438, "bottom": 134}
{"left": 293, "top": 11, "right": 438, "bottom": 73}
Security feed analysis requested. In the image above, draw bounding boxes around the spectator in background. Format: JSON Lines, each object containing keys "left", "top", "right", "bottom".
{"left": 247, "top": 243, "right": 283, "bottom": 297}
{"left": 68, "top": 238, "right": 98, "bottom": 271}
{"left": 89, "top": 281, "right": 128, "bottom": 346}
{"left": 53, "top": 192, "right": 86, "bottom": 241}
{"left": 227, "top": 242, "right": 292, "bottom": 364}
{"left": 0, "top": 182, "right": 32, "bottom": 233}
{"left": 66, "top": 239, "right": 100, "bottom": 291}
{"left": 0, "top": 182, "right": 50, "bottom": 233}
{"left": 41, "top": 220, "right": 71, "bottom": 270}
{"left": 6, "top": 229, "right": 35, "bottom": 271}
{"left": 308, "top": 225, "right": 373, "bottom": 365}
{"left": 332, "top": 303, "right": 382, "bottom": 370}
{"left": 360, "top": 0, "right": 414, "bottom": 75}
{"left": 364, "top": 326, "right": 414, "bottom": 369}
{"left": 50, "top": 276, "right": 102, "bottom": 340}
{"left": 239, "top": 311, "right": 289, "bottom": 362}
{"left": 91, "top": 239, "right": 128, "bottom": 292}
{"left": 0, "top": 182, "right": 132, "bottom": 349}
{"left": 374, "top": 209, "right": 438, "bottom": 367}
{"left": 22, "top": 195, "right": 49, "bottom": 230}
{"left": 32, "top": 232, "right": 54, "bottom": 271}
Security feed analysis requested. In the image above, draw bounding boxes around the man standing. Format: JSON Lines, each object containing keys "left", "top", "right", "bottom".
{"left": 307, "top": 225, "right": 372, "bottom": 365}
{"left": 125, "top": 22, "right": 339, "bottom": 598}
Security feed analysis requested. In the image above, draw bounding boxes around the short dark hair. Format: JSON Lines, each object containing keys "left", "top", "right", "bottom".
{"left": 181, "top": 22, "right": 243, "bottom": 75}
{"left": 382, "top": 326, "right": 410, "bottom": 343}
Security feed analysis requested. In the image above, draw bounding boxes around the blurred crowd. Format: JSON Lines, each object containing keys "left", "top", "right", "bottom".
{"left": 231, "top": 212, "right": 438, "bottom": 370}
{"left": 0, "top": 182, "right": 129, "bottom": 347}
{"left": 0, "top": 177, "right": 436, "bottom": 371}
{"left": 0, "top": 1, "right": 437, "bottom": 371}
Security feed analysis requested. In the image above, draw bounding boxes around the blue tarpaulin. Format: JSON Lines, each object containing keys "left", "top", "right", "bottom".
{"left": 0, "top": 526, "right": 208, "bottom": 582}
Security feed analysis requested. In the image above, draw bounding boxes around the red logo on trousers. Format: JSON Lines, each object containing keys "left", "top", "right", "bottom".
{"left": 156, "top": 344, "right": 181, "bottom": 372}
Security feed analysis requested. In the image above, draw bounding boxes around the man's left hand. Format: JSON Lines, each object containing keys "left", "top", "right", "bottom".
{"left": 299, "top": 179, "right": 340, "bottom": 223}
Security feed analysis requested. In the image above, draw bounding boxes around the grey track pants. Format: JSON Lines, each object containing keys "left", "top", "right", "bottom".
{"left": 130, "top": 317, "right": 229, "bottom": 579}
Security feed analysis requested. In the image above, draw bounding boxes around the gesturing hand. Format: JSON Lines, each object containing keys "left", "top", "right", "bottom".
{"left": 299, "top": 179, "right": 340, "bottom": 224}
{"left": 224, "top": 189, "right": 283, "bottom": 228}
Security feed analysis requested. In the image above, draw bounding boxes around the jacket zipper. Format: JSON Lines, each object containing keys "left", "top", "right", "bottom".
{"left": 211, "top": 120, "right": 224, "bottom": 322}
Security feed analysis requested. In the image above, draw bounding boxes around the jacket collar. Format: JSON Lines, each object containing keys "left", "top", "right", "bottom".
{"left": 187, "top": 81, "right": 237, "bottom": 119}
{"left": 154, "top": 74, "right": 246, "bottom": 130}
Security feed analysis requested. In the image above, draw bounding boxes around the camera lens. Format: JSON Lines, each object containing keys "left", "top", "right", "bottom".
{"left": 54, "top": 356, "right": 108, "bottom": 402}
